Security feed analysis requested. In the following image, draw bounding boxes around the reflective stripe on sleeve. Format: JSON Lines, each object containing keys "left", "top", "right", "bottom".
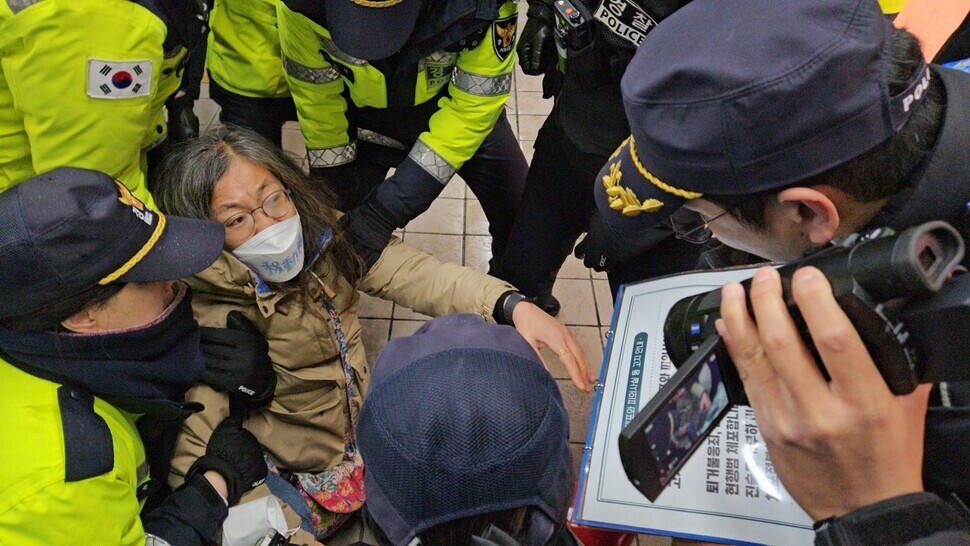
{"left": 308, "top": 141, "right": 357, "bottom": 167}
{"left": 7, "top": 0, "right": 42, "bottom": 14}
{"left": 282, "top": 56, "right": 341, "bottom": 84}
{"left": 450, "top": 67, "right": 512, "bottom": 96}
{"left": 408, "top": 140, "right": 456, "bottom": 184}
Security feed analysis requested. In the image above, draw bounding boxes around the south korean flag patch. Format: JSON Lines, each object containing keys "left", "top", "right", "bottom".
{"left": 87, "top": 59, "right": 152, "bottom": 99}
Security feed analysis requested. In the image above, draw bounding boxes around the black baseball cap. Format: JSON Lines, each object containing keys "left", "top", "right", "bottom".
{"left": 324, "top": 0, "right": 421, "bottom": 60}
{"left": 594, "top": 0, "right": 933, "bottom": 246}
{"left": 0, "top": 168, "right": 225, "bottom": 319}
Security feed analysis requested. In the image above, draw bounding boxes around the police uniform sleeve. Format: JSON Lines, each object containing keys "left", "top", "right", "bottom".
{"left": 277, "top": 3, "right": 355, "bottom": 173}
{"left": 341, "top": 0, "right": 519, "bottom": 269}
{"left": 141, "top": 473, "right": 230, "bottom": 546}
{"left": 419, "top": 0, "right": 518, "bottom": 173}
{"left": 0, "top": 476, "right": 146, "bottom": 546}
{"left": 0, "top": 0, "right": 167, "bottom": 207}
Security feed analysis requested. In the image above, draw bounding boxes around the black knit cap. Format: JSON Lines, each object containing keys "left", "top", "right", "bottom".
{"left": 358, "top": 314, "right": 572, "bottom": 546}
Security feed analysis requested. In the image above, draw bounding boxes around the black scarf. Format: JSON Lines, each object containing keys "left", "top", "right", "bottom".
{"left": 0, "top": 289, "right": 204, "bottom": 409}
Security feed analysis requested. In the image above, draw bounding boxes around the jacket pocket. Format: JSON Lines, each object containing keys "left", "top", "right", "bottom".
{"left": 272, "top": 366, "right": 346, "bottom": 417}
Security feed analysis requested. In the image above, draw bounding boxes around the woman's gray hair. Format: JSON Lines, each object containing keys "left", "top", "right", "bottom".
{"left": 152, "top": 126, "right": 363, "bottom": 298}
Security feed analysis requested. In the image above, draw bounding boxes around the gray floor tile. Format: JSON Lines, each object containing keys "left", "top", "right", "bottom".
{"left": 516, "top": 91, "right": 554, "bottom": 116}
{"left": 559, "top": 251, "right": 592, "bottom": 279}
{"left": 359, "top": 319, "right": 390, "bottom": 366}
{"left": 557, "top": 379, "right": 594, "bottom": 443}
{"left": 515, "top": 70, "right": 545, "bottom": 92}
{"left": 390, "top": 319, "right": 428, "bottom": 338}
{"left": 439, "top": 177, "right": 467, "bottom": 199}
{"left": 357, "top": 292, "right": 393, "bottom": 319}
{"left": 553, "top": 279, "right": 600, "bottom": 326}
{"left": 465, "top": 199, "right": 490, "bottom": 235}
{"left": 463, "top": 235, "right": 493, "bottom": 272}
{"left": 517, "top": 114, "right": 547, "bottom": 141}
{"left": 593, "top": 279, "right": 615, "bottom": 326}
{"left": 392, "top": 304, "right": 433, "bottom": 321}
{"left": 406, "top": 197, "right": 465, "bottom": 234}
{"left": 193, "top": 98, "right": 221, "bottom": 128}
{"left": 281, "top": 127, "right": 306, "bottom": 159}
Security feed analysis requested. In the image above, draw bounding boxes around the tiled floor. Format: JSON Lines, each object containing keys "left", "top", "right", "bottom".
{"left": 194, "top": 55, "right": 672, "bottom": 546}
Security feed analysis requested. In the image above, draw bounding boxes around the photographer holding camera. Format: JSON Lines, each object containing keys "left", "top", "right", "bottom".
{"left": 585, "top": 0, "right": 970, "bottom": 542}
{"left": 717, "top": 265, "right": 970, "bottom": 544}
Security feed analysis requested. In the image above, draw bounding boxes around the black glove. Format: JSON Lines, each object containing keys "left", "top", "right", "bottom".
{"left": 311, "top": 163, "right": 363, "bottom": 212}
{"left": 341, "top": 201, "right": 395, "bottom": 273}
{"left": 518, "top": 17, "right": 556, "bottom": 75}
{"left": 165, "top": 94, "right": 200, "bottom": 144}
{"left": 199, "top": 311, "right": 276, "bottom": 414}
{"left": 574, "top": 208, "right": 671, "bottom": 271}
{"left": 186, "top": 417, "right": 267, "bottom": 505}
{"left": 518, "top": 2, "right": 563, "bottom": 98}
{"left": 341, "top": 154, "right": 447, "bottom": 271}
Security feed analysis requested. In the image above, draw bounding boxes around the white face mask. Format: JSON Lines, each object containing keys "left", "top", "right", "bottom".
{"left": 231, "top": 214, "right": 305, "bottom": 283}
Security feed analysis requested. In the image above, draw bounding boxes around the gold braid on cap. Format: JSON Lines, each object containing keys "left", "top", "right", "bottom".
{"left": 602, "top": 137, "right": 703, "bottom": 217}
{"left": 351, "top": 0, "right": 405, "bottom": 7}
{"left": 98, "top": 212, "right": 166, "bottom": 285}
{"left": 627, "top": 137, "right": 703, "bottom": 200}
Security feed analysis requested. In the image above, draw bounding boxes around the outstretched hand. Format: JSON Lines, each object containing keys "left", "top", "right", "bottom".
{"left": 512, "top": 301, "right": 596, "bottom": 392}
{"left": 715, "top": 266, "right": 930, "bottom": 521}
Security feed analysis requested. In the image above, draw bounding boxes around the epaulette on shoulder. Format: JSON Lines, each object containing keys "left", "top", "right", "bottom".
{"left": 58, "top": 385, "right": 114, "bottom": 482}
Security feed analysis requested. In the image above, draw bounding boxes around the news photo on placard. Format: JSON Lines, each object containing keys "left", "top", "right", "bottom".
{"left": 572, "top": 267, "right": 814, "bottom": 545}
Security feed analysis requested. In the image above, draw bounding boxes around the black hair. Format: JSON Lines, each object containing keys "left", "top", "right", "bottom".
{"left": 0, "top": 283, "right": 126, "bottom": 332}
{"left": 705, "top": 28, "right": 946, "bottom": 230}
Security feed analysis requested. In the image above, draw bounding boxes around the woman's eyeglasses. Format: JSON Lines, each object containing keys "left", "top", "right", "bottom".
{"left": 221, "top": 189, "right": 294, "bottom": 242}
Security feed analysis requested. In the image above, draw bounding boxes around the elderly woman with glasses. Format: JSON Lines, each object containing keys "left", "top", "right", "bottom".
{"left": 152, "top": 127, "right": 594, "bottom": 545}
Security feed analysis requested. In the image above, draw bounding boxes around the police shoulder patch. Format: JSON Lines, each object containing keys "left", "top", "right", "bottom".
{"left": 492, "top": 16, "right": 517, "bottom": 61}
{"left": 86, "top": 59, "right": 153, "bottom": 100}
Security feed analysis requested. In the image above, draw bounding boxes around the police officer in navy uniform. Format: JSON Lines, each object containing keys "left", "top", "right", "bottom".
{"left": 277, "top": 0, "right": 527, "bottom": 274}
{"left": 587, "top": 0, "right": 970, "bottom": 541}
{"left": 492, "top": 0, "right": 704, "bottom": 315}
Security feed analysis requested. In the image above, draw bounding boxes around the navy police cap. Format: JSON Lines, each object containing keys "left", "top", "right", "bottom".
{"left": 324, "top": 0, "right": 421, "bottom": 60}
{"left": 0, "top": 168, "right": 225, "bottom": 319}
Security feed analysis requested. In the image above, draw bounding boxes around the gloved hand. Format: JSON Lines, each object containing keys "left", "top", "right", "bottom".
{"left": 518, "top": 17, "right": 556, "bottom": 75}
{"left": 341, "top": 154, "right": 449, "bottom": 271}
{"left": 186, "top": 417, "right": 267, "bottom": 505}
{"left": 341, "top": 201, "right": 395, "bottom": 273}
{"left": 165, "top": 94, "right": 200, "bottom": 144}
{"left": 311, "top": 163, "right": 362, "bottom": 212}
{"left": 574, "top": 208, "right": 670, "bottom": 271}
{"left": 518, "top": 1, "right": 563, "bottom": 98}
{"left": 199, "top": 311, "right": 276, "bottom": 414}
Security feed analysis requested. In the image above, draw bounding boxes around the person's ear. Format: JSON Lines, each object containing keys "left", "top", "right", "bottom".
{"left": 777, "top": 187, "right": 840, "bottom": 244}
{"left": 60, "top": 309, "right": 101, "bottom": 333}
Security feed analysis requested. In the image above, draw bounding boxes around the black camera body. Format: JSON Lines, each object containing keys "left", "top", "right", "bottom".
{"left": 664, "top": 221, "right": 967, "bottom": 397}
{"left": 619, "top": 221, "right": 968, "bottom": 502}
